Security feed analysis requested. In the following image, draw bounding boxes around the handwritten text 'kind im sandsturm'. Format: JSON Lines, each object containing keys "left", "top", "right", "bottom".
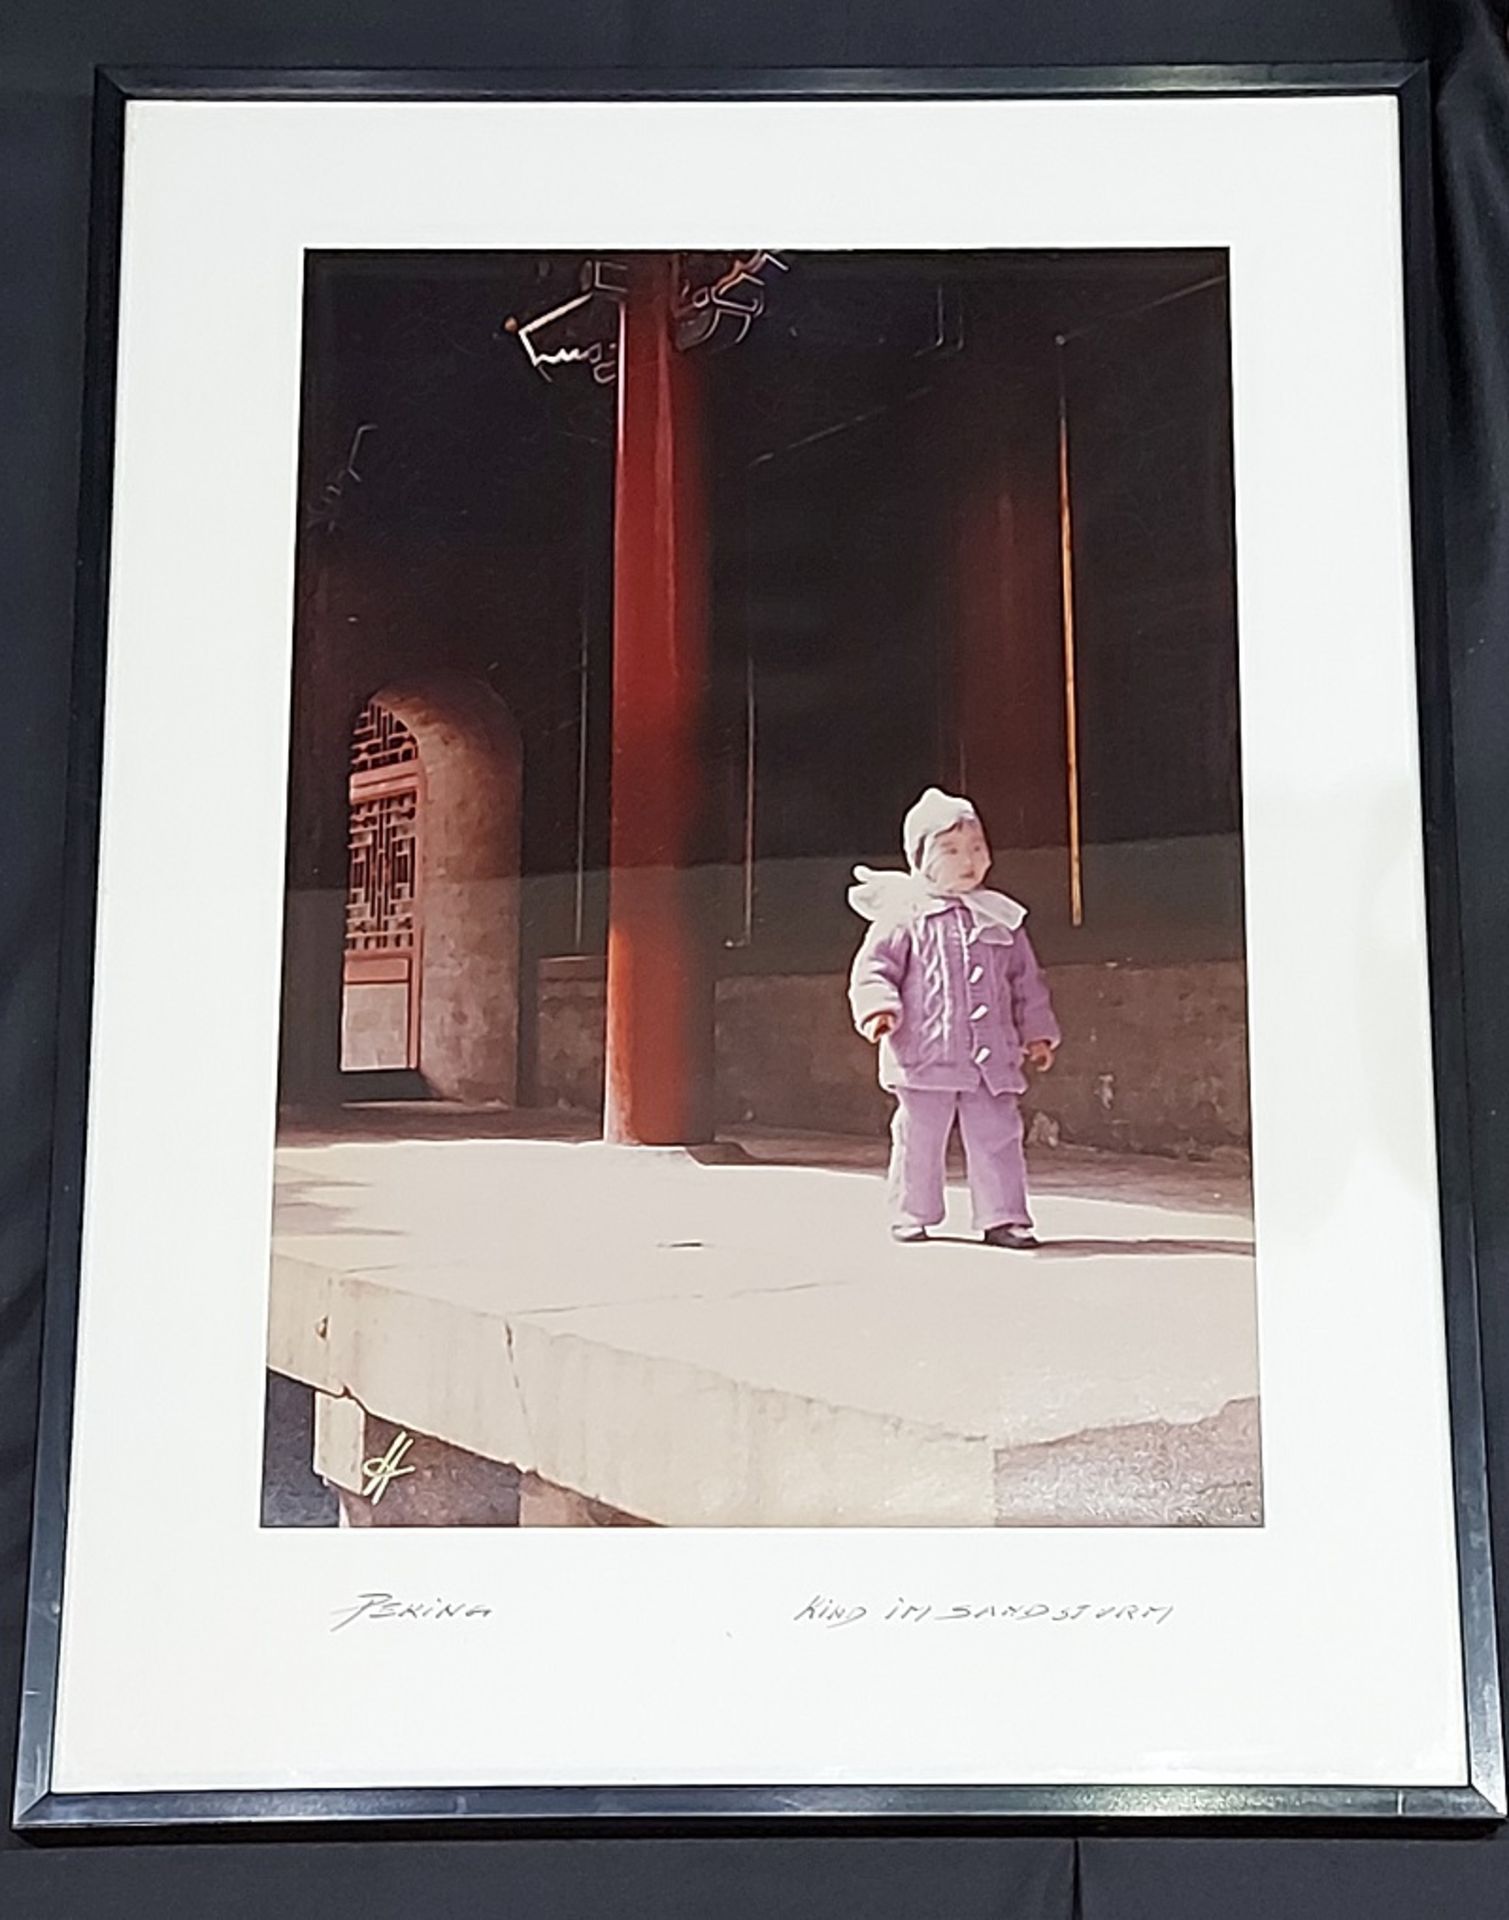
{"left": 796, "top": 1596, "right": 1176, "bottom": 1630}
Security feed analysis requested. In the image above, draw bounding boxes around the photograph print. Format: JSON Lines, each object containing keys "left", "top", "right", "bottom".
{"left": 262, "top": 242, "right": 1260, "bottom": 1532}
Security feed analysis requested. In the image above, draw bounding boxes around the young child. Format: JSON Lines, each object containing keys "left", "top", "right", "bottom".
{"left": 847, "top": 788, "right": 1060, "bottom": 1249}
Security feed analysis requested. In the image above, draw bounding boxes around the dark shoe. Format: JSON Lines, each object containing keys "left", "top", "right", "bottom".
{"left": 983, "top": 1223, "right": 1038, "bottom": 1251}
{"left": 891, "top": 1223, "right": 929, "bottom": 1244}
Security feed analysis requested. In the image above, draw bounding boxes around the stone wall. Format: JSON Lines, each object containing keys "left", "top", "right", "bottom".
{"left": 536, "top": 960, "right": 1249, "bottom": 1157}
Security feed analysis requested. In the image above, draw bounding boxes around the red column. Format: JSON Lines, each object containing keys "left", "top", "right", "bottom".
{"left": 950, "top": 358, "right": 1068, "bottom": 856}
{"left": 603, "top": 255, "right": 716, "bottom": 1146}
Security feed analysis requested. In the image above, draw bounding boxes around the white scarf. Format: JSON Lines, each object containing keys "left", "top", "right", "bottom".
{"left": 846, "top": 865, "right": 1027, "bottom": 932}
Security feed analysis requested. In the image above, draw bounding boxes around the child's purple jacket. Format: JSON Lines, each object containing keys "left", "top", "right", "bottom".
{"left": 848, "top": 896, "right": 1060, "bottom": 1098}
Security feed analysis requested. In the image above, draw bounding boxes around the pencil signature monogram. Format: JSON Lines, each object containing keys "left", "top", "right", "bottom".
{"left": 361, "top": 1430, "right": 415, "bottom": 1506}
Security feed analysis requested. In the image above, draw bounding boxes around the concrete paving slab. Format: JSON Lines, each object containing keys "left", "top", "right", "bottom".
{"left": 267, "top": 1125, "right": 1261, "bottom": 1526}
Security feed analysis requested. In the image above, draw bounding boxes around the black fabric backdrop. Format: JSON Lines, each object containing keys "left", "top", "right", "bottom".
{"left": 4, "top": 2, "right": 1509, "bottom": 1914}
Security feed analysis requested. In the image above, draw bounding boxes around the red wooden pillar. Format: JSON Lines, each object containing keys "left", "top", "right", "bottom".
{"left": 603, "top": 255, "right": 716, "bottom": 1146}
{"left": 950, "top": 358, "right": 1068, "bottom": 859}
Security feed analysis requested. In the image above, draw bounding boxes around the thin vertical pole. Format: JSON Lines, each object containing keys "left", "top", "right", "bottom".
{"left": 742, "top": 650, "right": 756, "bottom": 945}
{"left": 573, "top": 564, "right": 590, "bottom": 952}
{"left": 1056, "top": 336, "right": 1085, "bottom": 929}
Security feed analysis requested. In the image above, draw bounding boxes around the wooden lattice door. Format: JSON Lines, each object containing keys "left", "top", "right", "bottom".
{"left": 340, "top": 699, "right": 424, "bottom": 1073}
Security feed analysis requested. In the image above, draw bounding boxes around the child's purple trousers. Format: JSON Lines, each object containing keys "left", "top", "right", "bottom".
{"left": 887, "top": 1084, "right": 1031, "bottom": 1233}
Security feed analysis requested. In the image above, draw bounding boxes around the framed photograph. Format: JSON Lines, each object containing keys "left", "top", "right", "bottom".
{"left": 13, "top": 61, "right": 1503, "bottom": 1827}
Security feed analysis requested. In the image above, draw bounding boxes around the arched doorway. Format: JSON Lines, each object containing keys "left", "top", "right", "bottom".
{"left": 341, "top": 699, "right": 425, "bottom": 1073}
{"left": 339, "top": 672, "right": 522, "bottom": 1104}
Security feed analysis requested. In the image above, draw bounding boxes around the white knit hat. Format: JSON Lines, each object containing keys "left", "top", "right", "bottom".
{"left": 902, "top": 787, "right": 981, "bottom": 875}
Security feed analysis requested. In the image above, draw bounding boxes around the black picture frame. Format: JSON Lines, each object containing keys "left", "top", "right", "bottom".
{"left": 11, "top": 58, "right": 1502, "bottom": 1833}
